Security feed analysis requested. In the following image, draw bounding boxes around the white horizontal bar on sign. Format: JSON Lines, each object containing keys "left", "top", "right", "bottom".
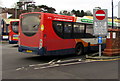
{"left": 96, "top": 14, "right": 105, "bottom": 16}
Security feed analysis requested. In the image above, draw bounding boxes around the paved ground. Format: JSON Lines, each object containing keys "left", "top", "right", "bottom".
{"left": 2, "top": 43, "right": 119, "bottom": 80}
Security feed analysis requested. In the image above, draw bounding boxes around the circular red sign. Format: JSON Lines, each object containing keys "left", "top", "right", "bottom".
{"left": 95, "top": 10, "right": 106, "bottom": 20}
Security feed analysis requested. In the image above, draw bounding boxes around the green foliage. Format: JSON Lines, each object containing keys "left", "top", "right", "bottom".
{"left": 71, "top": 9, "right": 93, "bottom": 17}
{"left": 80, "top": 10, "right": 84, "bottom": 17}
{"left": 27, "top": 5, "right": 56, "bottom": 13}
{"left": 84, "top": 10, "right": 93, "bottom": 16}
{"left": 12, "top": 1, "right": 93, "bottom": 18}
{"left": 60, "top": 10, "right": 72, "bottom": 16}
{"left": 16, "top": 1, "right": 56, "bottom": 13}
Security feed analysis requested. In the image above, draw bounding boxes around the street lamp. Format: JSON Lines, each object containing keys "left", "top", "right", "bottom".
{"left": 15, "top": 6, "right": 19, "bottom": 19}
{"left": 112, "top": 0, "right": 114, "bottom": 29}
{"left": 118, "top": 1, "right": 120, "bottom": 27}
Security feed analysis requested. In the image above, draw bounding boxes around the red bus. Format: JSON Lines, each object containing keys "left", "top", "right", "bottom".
{"left": 18, "top": 12, "right": 106, "bottom": 56}
{"left": 9, "top": 20, "right": 19, "bottom": 44}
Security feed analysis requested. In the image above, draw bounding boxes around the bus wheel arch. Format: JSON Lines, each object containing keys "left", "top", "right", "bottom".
{"left": 75, "top": 42, "right": 84, "bottom": 55}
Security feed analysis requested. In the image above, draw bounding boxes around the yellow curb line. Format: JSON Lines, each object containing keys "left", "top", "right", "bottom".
{"left": 87, "top": 58, "right": 120, "bottom": 62}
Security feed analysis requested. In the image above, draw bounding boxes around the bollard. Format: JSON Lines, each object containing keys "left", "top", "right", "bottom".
{"left": 103, "top": 29, "right": 120, "bottom": 56}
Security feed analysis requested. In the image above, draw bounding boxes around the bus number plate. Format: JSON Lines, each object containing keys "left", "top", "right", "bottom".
{"left": 26, "top": 50, "right": 32, "bottom": 53}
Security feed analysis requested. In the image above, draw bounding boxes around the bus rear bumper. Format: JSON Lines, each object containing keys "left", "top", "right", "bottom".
{"left": 18, "top": 45, "right": 75, "bottom": 56}
{"left": 18, "top": 45, "right": 45, "bottom": 55}
{"left": 9, "top": 40, "right": 18, "bottom": 44}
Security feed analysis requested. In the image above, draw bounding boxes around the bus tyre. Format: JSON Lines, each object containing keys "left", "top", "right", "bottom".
{"left": 75, "top": 44, "right": 84, "bottom": 55}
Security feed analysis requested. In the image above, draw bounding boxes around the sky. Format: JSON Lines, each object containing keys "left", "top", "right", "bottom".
{"left": 0, "top": 0, "right": 120, "bottom": 17}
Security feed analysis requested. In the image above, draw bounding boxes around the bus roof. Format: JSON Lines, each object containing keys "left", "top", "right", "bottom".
{"left": 20, "top": 12, "right": 75, "bottom": 22}
{"left": 2, "top": 19, "right": 19, "bottom": 24}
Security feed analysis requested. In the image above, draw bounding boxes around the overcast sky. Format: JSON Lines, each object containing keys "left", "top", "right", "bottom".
{"left": 0, "top": 0, "right": 120, "bottom": 17}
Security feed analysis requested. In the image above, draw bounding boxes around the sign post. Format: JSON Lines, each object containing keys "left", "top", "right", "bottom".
{"left": 98, "top": 36, "right": 102, "bottom": 57}
{"left": 93, "top": 9, "right": 108, "bottom": 57}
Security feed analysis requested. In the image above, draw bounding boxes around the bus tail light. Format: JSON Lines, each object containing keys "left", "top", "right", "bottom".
{"left": 39, "top": 39, "right": 43, "bottom": 49}
{"left": 41, "top": 25, "right": 44, "bottom": 31}
{"left": 9, "top": 36, "right": 11, "bottom": 41}
{"left": 18, "top": 37, "right": 20, "bottom": 46}
{"left": 39, "top": 43, "right": 43, "bottom": 49}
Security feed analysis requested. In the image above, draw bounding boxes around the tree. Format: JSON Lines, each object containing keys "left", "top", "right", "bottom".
{"left": 13, "top": 1, "right": 56, "bottom": 13}
{"left": 37, "top": 5, "right": 56, "bottom": 13}
{"left": 17, "top": 2, "right": 24, "bottom": 10}
{"left": 27, "top": 4, "right": 36, "bottom": 12}
{"left": 71, "top": 10, "right": 85, "bottom": 17}
{"left": 59, "top": 10, "right": 71, "bottom": 16}
{"left": 80, "top": 10, "right": 85, "bottom": 17}
{"left": 71, "top": 9, "right": 76, "bottom": 14}
{"left": 46, "top": 7, "right": 56, "bottom": 13}
{"left": 76, "top": 10, "right": 81, "bottom": 17}
{"left": 84, "top": 10, "right": 93, "bottom": 16}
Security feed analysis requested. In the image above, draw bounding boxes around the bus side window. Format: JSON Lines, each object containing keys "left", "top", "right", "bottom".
{"left": 86, "top": 25, "right": 93, "bottom": 34}
{"left": 73, "top": 23, "right": 85, "bottom": 33}
{"left": 53, "top": 21, "right": 62, "bottom": 33}
{"left": 80, "top": 24, "right": 85, "bottom": 33}
{"left": 64, "top": 23, "right": 72, "bottom": 33}
{"left": 74, "top": 23, "right": 80, "bottom": 33}
{"left": 53, "top": 21, "right": 63, "bottom": 38}
{"left": 63, "top": 22, "right": 72, "bottom": 39}
{"left": 73, "top": 23, "right": 85, "bottom": 38}
{"left": 86, "top": 24, "right": 94, "bottom": 38}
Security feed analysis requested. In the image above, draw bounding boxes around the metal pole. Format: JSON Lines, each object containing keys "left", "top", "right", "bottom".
{"left": 98, "top": 36, "right": 102, "bottom": 57}
{"left": 15, "top": 8, "right": 17, "bottom": 19}
{"left": 99, "top": 44, "right": 101, "bottom": 57}
{"left": 118, "top": 1, "right": 120, "bottom": 27}
{"left": 112, "top": 0, "right": 114, "bottom": 29}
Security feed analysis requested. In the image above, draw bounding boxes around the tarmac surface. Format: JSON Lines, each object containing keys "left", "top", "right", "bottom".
{"left": 1, "top": 43, "right": 120, "bottom": 80}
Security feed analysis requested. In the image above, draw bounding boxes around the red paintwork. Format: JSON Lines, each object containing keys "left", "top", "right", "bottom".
{"left": 19, "top": 12, "right": 77, "bottom": 51}
{"left": 9, "top": 21, "right": 19, "bottom": 42}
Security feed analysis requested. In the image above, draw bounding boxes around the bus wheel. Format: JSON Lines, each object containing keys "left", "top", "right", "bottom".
{"left": 75, "top": 44, "right": 84, "bottom": 55}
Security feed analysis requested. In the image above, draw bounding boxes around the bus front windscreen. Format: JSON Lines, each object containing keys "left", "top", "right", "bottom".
{"left": 12, "top": 22, "right": 19, "bottom": 34}
{"left": 21, "top": 13, "right": 40, "bottom": 36}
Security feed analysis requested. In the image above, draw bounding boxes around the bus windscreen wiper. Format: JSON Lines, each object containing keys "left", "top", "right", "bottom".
{"left": 33, "top": 24, "right": 39, "bottom": 28}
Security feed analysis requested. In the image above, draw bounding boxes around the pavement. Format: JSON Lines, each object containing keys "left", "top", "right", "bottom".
{"left": 86, "top": 52, "right": 120, "bottom": 61}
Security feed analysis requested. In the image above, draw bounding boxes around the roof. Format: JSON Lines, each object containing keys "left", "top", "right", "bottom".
{"left": 108, "top": 19, "right": 120, "bottom": 23}
{"left": 76, "top": 16, "right": 120, "bottom": 26}
{"left": 2, "top": 19, "right": 19, "bottom": 24}
{"left": 85, "top": 16, "right": 120, "bottom": 23}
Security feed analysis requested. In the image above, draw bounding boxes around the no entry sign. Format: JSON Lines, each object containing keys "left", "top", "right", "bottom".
{"left": 95, "top": 10, "right": 106, "bottom": 20}
{"left": 93, "top": 9, "right": 108, "bottom": 36}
